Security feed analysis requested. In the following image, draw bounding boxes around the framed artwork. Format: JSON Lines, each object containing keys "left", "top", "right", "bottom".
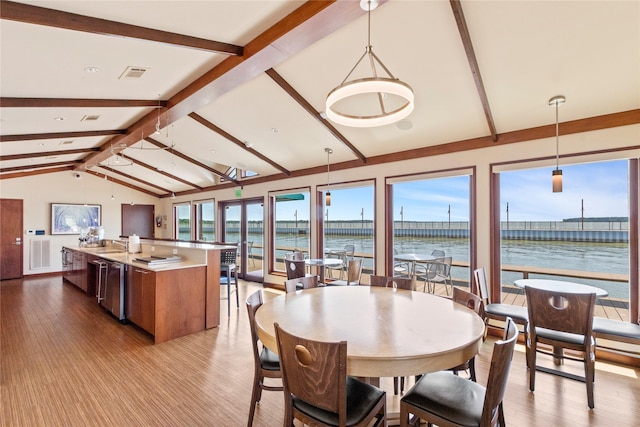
{"left": 51, "top": 203, "right": 101, "bottom": 235}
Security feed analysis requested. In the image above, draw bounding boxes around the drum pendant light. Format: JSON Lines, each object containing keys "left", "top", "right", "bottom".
{"left": 325, "top": 0, "right": 414, "bottom": 127}
{"left": 549, "top": 95, "right": 566, "bottom": 193}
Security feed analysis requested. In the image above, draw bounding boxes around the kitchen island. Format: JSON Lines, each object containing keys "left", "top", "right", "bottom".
{"left": 63, "top": 240, "right": 236, "bottom": 344}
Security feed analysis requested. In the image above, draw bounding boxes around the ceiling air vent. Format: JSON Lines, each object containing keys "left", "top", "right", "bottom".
{"left": 81, "top": 115, "right": 100, "bottom": 122}
{"left": 119, "top": 66, "right": 149, "bottom": 79}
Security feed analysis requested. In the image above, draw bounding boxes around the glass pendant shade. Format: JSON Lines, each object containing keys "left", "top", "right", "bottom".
{"left": 552, "top": 169, "right": 563, "bottom": 193}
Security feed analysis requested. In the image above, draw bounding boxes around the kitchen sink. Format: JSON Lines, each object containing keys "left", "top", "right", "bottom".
{"left": 94, "top": 249, "right": 125, "bottom": 254}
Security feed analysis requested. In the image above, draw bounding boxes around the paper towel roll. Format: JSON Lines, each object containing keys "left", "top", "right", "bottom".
{"left": 128, "top": 235, "right": 141, "bottom": 253}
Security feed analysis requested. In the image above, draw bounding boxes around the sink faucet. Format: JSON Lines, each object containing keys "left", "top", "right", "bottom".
{"left": 111, "top": 240, "right": 129, "bottom": 251}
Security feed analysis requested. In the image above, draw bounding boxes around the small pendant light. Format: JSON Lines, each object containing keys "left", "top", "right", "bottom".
{"left": 549, "top": 95, "right": 565, "bottom": 193}
{"left": 325, "top": 148, "right": 333, "bottom": 206}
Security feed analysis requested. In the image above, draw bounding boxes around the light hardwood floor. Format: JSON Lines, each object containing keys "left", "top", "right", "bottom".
{"left": 1, "top": 276, "right": 639, "bottom": 426}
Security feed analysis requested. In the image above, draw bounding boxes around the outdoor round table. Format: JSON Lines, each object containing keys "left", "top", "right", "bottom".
{"left": 255, "top": 285, "right": 485, "bottom": 379}
{"left": 514, "top": 278, "right": 608, "bottom": 297}
{"left": 305, "top": 258, "right": 342, "bottom": 284}
{"left": 393, "top": 253, "right": 436, "bottom": 290}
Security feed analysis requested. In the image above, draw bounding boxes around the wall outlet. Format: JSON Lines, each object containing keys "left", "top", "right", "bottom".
{"left": 173, "top": 249, "right": 178, "bottom": 255}
{"left": 151, "top": 246, "right": 155, "bottom": 252}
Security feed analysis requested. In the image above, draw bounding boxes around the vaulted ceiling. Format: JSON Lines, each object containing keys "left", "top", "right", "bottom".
{"left": 1, "top": 0, "right": 639, "bottom": 198}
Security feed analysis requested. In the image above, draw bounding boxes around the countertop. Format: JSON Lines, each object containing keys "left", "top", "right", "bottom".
{"left": 67, "top": 246, "right": 207, "bottom": 272}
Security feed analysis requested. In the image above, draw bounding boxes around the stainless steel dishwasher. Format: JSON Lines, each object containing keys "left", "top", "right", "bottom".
{"left": 96, "top": 260, "right": 126, "bottom": 321}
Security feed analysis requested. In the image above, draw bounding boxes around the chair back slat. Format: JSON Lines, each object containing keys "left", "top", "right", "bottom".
{"left": 452, "top": 286, "right": 484, "bottom": 316}
{"left": 284, "top": 276, "right": 319, "bottom": 293}
{"left": 286, "top": 259, "right": 307, "bottom": 280}
{"left": 275, "top": 323, "right": 347, "bottom": 419}
{"left": 221, "top": 249, "right": 237, "bottom": 265}
{"left": 370, "top": 275, "right": 412, "bottom": 290}
{"left": 474, "top": 267, "right": 490, "bottom": 302}
{"left": 525, "top": 286, "right": 596, "bottom": 336}
{"left": 346, "top": 258, "right": 363, "bottom": 284}
{"left": 482, "top": 318, "right": 519, "bottom": 426}
{"left": 246, "top": 291, "right": 264, "bottom": 370}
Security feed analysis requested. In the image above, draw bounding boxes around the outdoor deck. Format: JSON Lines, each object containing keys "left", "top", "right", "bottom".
{"left": 258, "top": 257, "right": 631, "bottom": 322}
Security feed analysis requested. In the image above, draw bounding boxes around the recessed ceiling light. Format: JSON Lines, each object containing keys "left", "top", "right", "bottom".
{"left": 397, "top": 120, "right": 413, "bottom": 130}
{"left": 84, "top": 67, "right": 100, "bottom": 73}
{"left": 271, "top": 128, "right": 279, "bottom": 134}
{"left": 54, "top": 117, "right": 64, "bottom": 121}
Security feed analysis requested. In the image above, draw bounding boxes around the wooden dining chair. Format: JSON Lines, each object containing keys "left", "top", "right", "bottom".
{"left": 400, "top": 317, "right": 519, "bottom": 427}
{"left": 246, "top": 291, "right": 283, "bottom": 427}
{"left": 369, "top": 275, "right": 412, "bottom": 290}
{"left": 285, "top": 259, "right": 307, "bottom": 280}
{"left": 328, "top": 258, "right": 363, "bottom": 286}
{"left": 285, "top": 251, "right": 305, "bottom": 261}
{"left": 450, "top": 287, "right": 485, "bottom": 381}
{"left": 274, "top": 322, "right": 387, "bottom": 427}
{"left": 475, "top": 267, "right": 528, "bottom": 344}
{"left": 284, "top": 275, "right": 319, "bottom": 293}
{"left": 524, "top": 286, "right": 597, "bottom": 408}
{"left": 368, "top": 274, "right": 413, "bottom": 395}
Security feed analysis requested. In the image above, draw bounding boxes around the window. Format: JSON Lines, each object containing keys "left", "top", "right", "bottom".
{"left": 391, "top": 174, "right": 470, "bottom": 292}
{"left": 173, "top": 202, "right": 191, "bottom": 241}
{"left": 499, "top": 160, "right": 630, "bottom": 320}
{"left": 321, "top": 183, "right": 374, "bottom": 281}
{"left": 272, "top": 190, "right": 310, "bottom": 272}
{"left": 194, "top": 199, "right": 215, "bottom": 242}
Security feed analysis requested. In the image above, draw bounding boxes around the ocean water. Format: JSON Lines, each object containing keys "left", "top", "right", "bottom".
{"left": 199, "top": 231, "right": 629, "bottom": 300}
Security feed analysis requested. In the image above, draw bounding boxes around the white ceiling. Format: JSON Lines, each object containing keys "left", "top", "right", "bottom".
{"left": 1, "top": 0, "right": 638, "bottom": 197}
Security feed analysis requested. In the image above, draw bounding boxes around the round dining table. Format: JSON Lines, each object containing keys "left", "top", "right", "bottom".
{"left": 255, "top": 285, "right": 485, "bottom": 379}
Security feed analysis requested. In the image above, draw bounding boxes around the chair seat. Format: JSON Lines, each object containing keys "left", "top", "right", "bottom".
{"left": 593, "top": 317, "right": 640, "bottom": 340}
{"left": 535, "top": 327, "right": 588, "bottom": 346}
{"left": 402, "top": 371, "right": 485, "bottom": 426}
{"left": 485, "top": 303, "right": 528, "bottom": 322}
{"left": 260, "top": 347, "right": 280, "bottom": 371}
{"left": 292, "top": 376, "right": 385, "bottom": 427}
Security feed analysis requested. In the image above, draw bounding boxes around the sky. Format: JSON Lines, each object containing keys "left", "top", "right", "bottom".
{"left": 273, "top": 159, "right": 628, "bottom": 222}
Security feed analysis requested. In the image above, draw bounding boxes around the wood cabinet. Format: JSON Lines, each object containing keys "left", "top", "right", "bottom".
{"left": 127, "top": 265, "right": 206, "bottom": 343}
{"left": 127, "top": 267, "right": 156, "bottom": 335}
{"left": 62, "top": 248, "right": 87, "bottom": 293}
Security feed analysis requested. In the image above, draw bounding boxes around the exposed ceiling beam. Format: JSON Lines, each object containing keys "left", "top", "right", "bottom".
{"left": 188, "top": 113, "right": 291, "bottom": 176}
{"left": 265, "top": 68, "right": 367, "bottom": 163}
{"left": 0, "top": 130, "right": 126, "bottom": 143}
{"left": 142, "top": 137, "right": 239, "bottom": 185}
{"left": 0, "top": 148, "right": 99, "bottom": 161}
{"left": 78, "top": 1, "right": 374, "bottom": 170}
{"left": 98, "top": 166, "right": 171, "bottom": 194}
{"left": 450, "top": 0, "right": 498, "bottom": 142}
{"left": 0, "top": 165, "right": 72, "bottom": 180}
{"left": 87, "top": 168, "right": 163, "bottom": 197}
{"left": 0, "top": 97, "right": 167, "bottom": 108}
{"left": 0, "top": 1, "right": 243, "bottom": 55}
{"left": 0, "top": 160, "right": 81, "bottom": 173}
{"left": 115, "top": 154, "right": 204, "bottom": 191}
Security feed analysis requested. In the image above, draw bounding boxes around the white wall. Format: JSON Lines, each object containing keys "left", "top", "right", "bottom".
{"left": 0, "top": 170, "right": 159, "bottom": 275}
